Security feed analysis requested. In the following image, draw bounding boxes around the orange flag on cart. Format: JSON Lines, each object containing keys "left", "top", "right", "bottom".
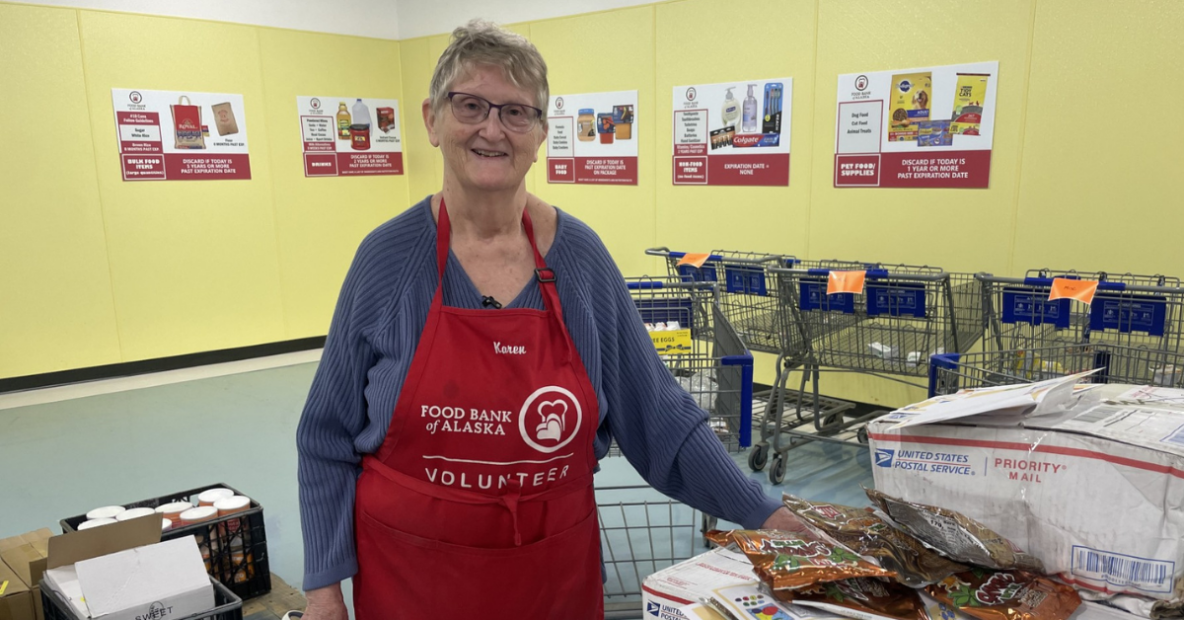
{"left": 827, "top": 270, "right": 866, "bottom": 295}
{"left": 1049, "top": 278, "right": 1099, "bottom": 305}
{"left": 677, "top": 253, "right": 711, "bottom": 269}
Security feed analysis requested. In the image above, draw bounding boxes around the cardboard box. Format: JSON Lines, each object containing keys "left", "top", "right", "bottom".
{"left": 1, "top": 529, "right": 53, "bottom": 620}
{"left": 75, "top": 536, "right": 213, "bottom": 620}
{"left": 869, "top": 383, "right": 1184, "bottom": 602}
{"left": 39, "top": 515, "right": 161, "bottom": 620}
{"left": 0, "top": 559, "right": 35, "bottom": 620}
{"left": 640, "top": 548, "right": 755, "bottom": 620}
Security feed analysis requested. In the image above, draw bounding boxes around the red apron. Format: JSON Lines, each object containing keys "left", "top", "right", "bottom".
{"left": 353, "top": 199, "right": 603, "bottom": 619}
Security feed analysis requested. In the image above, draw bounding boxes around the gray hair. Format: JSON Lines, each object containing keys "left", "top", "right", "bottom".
{"left": 429, "top": 20, "right": 549, "bottom": 121}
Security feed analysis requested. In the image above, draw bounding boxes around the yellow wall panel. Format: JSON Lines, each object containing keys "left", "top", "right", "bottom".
{"left": 256, "top": 29, "right": 407, "bottom": 339}
{"left": 808, "top": 0, "right": 1034, "bottom": 275}
{"left": 531, "top": 7, "right": 656, "bottom": 276}
{"left": 0, "top": 3, "right": 122, "bottom": 377}
{"left": 78, "top": 10, "right": 286, "bottom": 361}
{"left": 399, "top": 36, "right": 439, "bottom": 204}
{"left": 655, "top": 0, "right": 816, "bottom": 265}
{"left": 1012, "top": 0, "right": 1184, "bottom": 275}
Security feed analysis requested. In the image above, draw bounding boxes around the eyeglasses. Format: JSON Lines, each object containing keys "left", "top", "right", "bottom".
{"left": 447, "top": 92, "right": 543, "bottom": 133}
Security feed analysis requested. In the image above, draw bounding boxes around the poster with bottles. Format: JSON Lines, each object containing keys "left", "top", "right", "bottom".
{"left": 671, "top": 78, "right": 791, "bottom": 186}
{"left": 545, "top": 90, "right": 638, "bottom": 185}
{"left": 833, "top": 61, "right": 998, "bottom": 188}
{"left": 111, "top": 88, "right": 251, "bottom": 181}
{"left": 297, "top": 96, "right": 403, "bottom": 177}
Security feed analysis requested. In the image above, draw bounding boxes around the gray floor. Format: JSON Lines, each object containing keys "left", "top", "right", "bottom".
{"left": 0, "top": 361, "right": 873, "bottom": 617}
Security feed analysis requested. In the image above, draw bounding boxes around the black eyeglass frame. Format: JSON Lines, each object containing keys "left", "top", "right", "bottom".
{"left": 446, "top": 91, "right": 545, "bottom": 132}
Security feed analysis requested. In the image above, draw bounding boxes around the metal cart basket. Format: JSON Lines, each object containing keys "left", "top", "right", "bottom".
{"left": 929, "top": 342, "right": 1184, "bottom": 397}
{"left": 624, "top": 277, "right": 755, "bottom": 454}
{"left": 597, "top": 485, "right": 709, "bottom": 619}
{"left": 979, "top": 272, "right": 1184, "bottom": 354}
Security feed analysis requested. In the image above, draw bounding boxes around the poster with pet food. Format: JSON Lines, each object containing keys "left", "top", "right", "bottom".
{"left": 546, "top": 90, "right": 638, "bottom": 185}
{"left": 297, "top": 96, "right": 403, "bottom": 177}
{"left": 672, "top": 78, "right": 792, "bottom": 186}
{"left": 834, "top": 61, "right": 998, "bottom": 188}
{"left": 112, "top": 88, "right": 251, "bottom": 181}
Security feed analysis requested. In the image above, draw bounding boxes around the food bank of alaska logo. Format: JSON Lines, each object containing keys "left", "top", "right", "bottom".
{"left": 519, "top": 386, "right": 581, "bottom": 453}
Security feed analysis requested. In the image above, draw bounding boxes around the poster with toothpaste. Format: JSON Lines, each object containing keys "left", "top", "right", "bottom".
{"left": 672, "top": 78, "right": 791, "bottom": 186}
{"left": 112, "top": 88, "right": 251, "bottom": 181}
{"left": 297, "top": 96, "right": 403, "bottom": 177}
{"left": 834, "top": 61, "right": 998, "bottom": 188}
{"left": 546, "top": 90, "right": 638, "bottom": 185}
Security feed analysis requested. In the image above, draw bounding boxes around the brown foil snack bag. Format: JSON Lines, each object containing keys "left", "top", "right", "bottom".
{"left": 865, "top": 489, "right": 1044, "bottom": 573}
{"left": 783, "top": 494, "right": 968, "bottom": 587}
{"left": 771, "top": 577, "right": 929, "bottom": 620}
{"left": 926, "top": 570, "right": 1081, "bottom": 620}
{"left": 706, "top": 529, "right": 896, "bottom": 591}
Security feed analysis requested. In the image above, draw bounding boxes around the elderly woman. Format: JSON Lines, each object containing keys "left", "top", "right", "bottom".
{"left": 296, "top": 19, "right": 803, "bottom": 620}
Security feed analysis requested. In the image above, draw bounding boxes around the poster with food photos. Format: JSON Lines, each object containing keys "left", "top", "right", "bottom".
{"left": 672, "top": 78, "right": 792, "bottom": 186}
{"left": 297, "top": 96, "right": 403, "bottom": 177}
{"left": 546, "top": 90, "right": 638, "bottom": 185}
{"left": 834, "top": 61, "right": 998, "bottom": 188}
{"left": 112, "top": 88, "right": 251, "bottom": 181}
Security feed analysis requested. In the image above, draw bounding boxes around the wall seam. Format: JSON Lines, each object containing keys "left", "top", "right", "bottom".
{"left": 651, "top": 3, "right": 659, "bottom": 267}
{"left": 74, "top": 8, "right": 127, "bottom": 364}
{"left": 803, "top": 0, "right": 821, "bottom": 260}
{"left": 251, "top": 29, "right": 293, "bottom": 339}
{"left": 1005, "top": 0, "right": 1040, "bottom": 276}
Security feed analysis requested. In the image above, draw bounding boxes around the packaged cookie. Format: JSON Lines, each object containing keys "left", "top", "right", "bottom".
{"left": 926, "top": 570, "right": 1081, "bottom": 620}
{"left": 865, "top": 489, "right": 1044, "bottom": 573}
{"left": 706, "top": 529, "right": 896, "bottom": 591}
{"left": 772, "top": 577, "right": 929, "bottom": 620}
{"left": 782, "top": 494, "right": 967, "bottom": 587}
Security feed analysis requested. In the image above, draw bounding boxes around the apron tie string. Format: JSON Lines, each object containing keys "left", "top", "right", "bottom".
{"left": 499, "top": 479, "right": 524, "bottom": 547}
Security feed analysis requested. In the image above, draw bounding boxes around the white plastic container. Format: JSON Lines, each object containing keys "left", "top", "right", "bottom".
{"left": 197, "top": 488, "right": 235, "bottom": 506}
{"left": 214, "top": 496, "right": 251, "bottom": 517}
{"left": 116, "top": 507, "right": 157, "bottom": 522}
{"left": 78, "top": 518, "right": 117, "bottom": 530}
{"left": 156, "top": 501, "right": 193, "bottom": 521}
{"left": 86, "top": 505, "right": 126, "bottom": 520}
{"left": 180, "top": 506, "right": 219, "bottom": 525}
{"left": 351, "top": 98, "right": 371, "bottom": 127}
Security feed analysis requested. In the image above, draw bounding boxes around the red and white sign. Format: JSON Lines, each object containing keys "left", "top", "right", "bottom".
{"left": 297, "top": 96, "right": 403, "bottom": 177}
{"left": 834, "top": 61, "right": 999, "bottom": 189}
{"left": 672, "top": 78, "right": 791, "bottom": 186}
{"left": 546, "top": 90, "right": 638, "bottom": 185}
{"left": 112, "top": 88, "right": 251, "bottom": 181}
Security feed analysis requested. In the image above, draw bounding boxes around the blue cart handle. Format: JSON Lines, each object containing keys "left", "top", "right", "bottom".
{"left": 722, "top": 354, "right": 754, "bottom": 448}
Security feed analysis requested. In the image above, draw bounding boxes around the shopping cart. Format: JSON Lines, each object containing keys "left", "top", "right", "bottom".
{"left": 978, "top": 271, "right": 1184, "bottom": 354}
{"left": 597, "top": 485, "right": 709, "bottom": 619}
{"left": 623, "top": 277, "right": 755, "bottom": 454}
{"left": 928, "top": 342, "right": 1184, "bottom": 397}
{"left": 752, "top": 264, "right": 985, "bottom": 483}
{"left": 645, "top": 248, "right": 789, "bottom": 354}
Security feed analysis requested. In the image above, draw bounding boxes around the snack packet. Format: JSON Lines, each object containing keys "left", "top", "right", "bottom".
{"left": 865, "top": 489, "right": 1044, "bottom": 572}
{"left": 926, "top": 570, "right": 1081, "bottom": 620}
{"left": 706, "top": 529, "right": 896, "bottom": 591}
{"left": 771, "top": 577, "right": 929, "bottom": 620}
{"left": 782, "top": 494, "right": 968, "bottom": 587}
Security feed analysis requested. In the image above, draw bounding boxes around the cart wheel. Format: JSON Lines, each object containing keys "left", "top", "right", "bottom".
{"left": 748, "top": 443, "right": 768, "bottom": 472}
{"left": 856, "top": 427, "right": 869, "bottom": 445}
{"left": 768, "top": 452, "right": 787, "bottom": 485}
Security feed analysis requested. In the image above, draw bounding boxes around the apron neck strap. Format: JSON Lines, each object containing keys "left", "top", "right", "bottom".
{"left": 435, "top": 199, "right": 564, "bottom": 314}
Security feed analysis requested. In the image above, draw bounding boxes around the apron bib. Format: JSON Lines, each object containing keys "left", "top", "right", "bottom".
{"left": 353, "top": 200, "right": 603, "bottom": 619}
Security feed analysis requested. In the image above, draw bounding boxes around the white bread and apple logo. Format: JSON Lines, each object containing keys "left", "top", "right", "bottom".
{"left": 519, "top": 386, "right": 581, "bottom": 453}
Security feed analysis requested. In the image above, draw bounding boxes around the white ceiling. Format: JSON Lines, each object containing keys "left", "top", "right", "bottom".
{"left": 8, "top": 0, "right": 664, "bottom": 40}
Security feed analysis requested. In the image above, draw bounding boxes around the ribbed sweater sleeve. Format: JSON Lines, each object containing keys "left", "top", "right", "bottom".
{"left": 564, "top": 225, "right": 781, "bottom": 530}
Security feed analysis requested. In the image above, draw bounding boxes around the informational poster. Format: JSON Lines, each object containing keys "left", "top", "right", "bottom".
{"left": 834, "top": 61, "right": 998, "bottom": 188}
{"left": 546, "top": 90, "right": 638, "bottom": 185}
{"left": 112, "top": 88, "right": 251, "bottom": 181}
{"left": 297, "top": 97, "right": 403, "bottom": 177}
{"left": 672, "top": 78, "right": 791, "bottom": 186}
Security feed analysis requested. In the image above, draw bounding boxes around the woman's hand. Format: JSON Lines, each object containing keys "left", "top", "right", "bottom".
{"left": 760, "top": 507, "right": 811, "bottom": 534}
{"left": 302, "top": 583, "right": 349, "bottom": 620}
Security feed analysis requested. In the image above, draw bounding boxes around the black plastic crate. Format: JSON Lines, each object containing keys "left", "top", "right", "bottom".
{"left": 42, "top": 575, "right": 243, "bottom": 620}
{"left": 59, "top": 483, "right": 271, "bottom": 600}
